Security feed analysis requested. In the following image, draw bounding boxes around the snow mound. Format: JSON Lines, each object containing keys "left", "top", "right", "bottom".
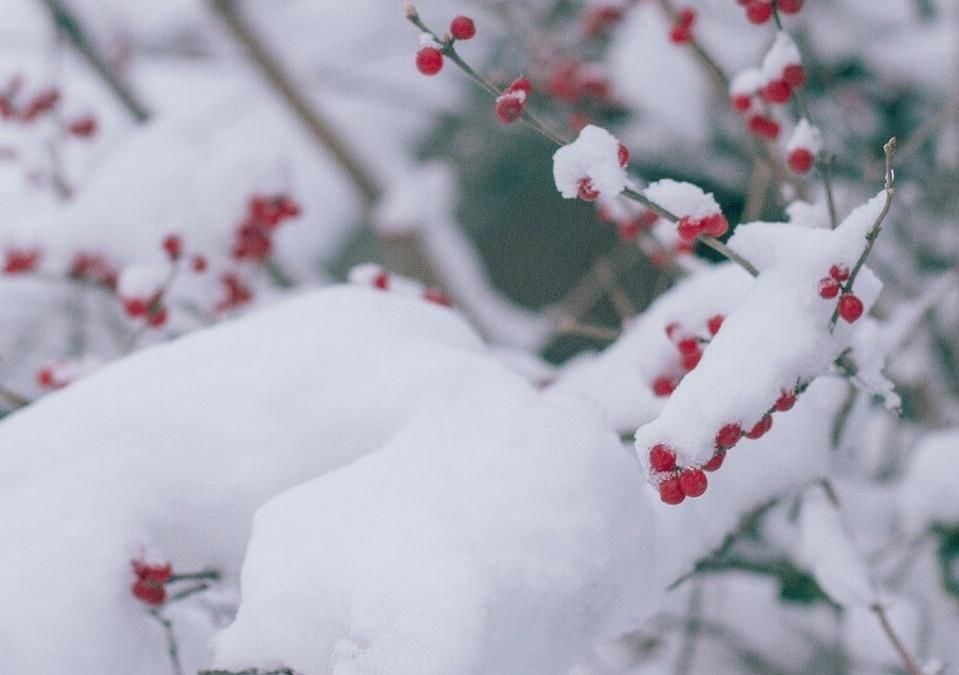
{"left": 553, "top": 125, "right": 628, "bottom": 199}
{"left": 643, "top": 179, "right": 720, "bottom": 220}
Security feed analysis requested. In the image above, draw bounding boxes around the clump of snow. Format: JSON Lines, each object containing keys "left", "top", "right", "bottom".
{"left": 634, "top": 193, "right": 886, "bottom": 470}
{"left": 552, "top": 125, "right": 629, "bottom": 199}
{"left": 797, "top": 486, "right": 877, "bottom": 607}
{"left": 899, "top": 428, "right": 959, "bottom": 532}
{"left": 762, "top": 31, "right": 801, "bottom": 83}
{"left": 730, "top": 67, "right": 763, "bottom": 98}
{"left": 373, "top": 162, "right": 455, "bottom": 237}
{"left": 787, "top": 118, "right": 823, "bottom": 155}
{"left": 643, "top": 179, "right": 720, "bottom": 220}
{"left": 117, "top": 262, "right": 169, "bottom": 301}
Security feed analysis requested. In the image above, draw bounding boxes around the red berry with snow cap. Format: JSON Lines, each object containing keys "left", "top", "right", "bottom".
{"left": 450, "top": 15, "right": 476, "bottom": 40}
{"left": 577, "top": 177, "right": 600, "bottom": 202}
{"left": 775, "top": 390, "right": 797, "bottom": 411}
{"left": 788, "top": 148, "right": 815, "bottom": 174}
{"left": 679, "top": 468, "right": 708, "bottom": 498}
{"left": 715, "top": 423, "right": 743, "bottom": 450}
{"left": 818, "top": 277, "right": 840, "bottom": 299}
{"left": 677, "top": 216, "right": 703, "bottom": 242}
{"left": 747, "top": 115, "right": 780, "bottom": 140}
{"left": 745, "top": 0, "right": 773, "bottom": 24}
{"left": 702, "top": 213, "right": 729, "bottom": 237}
{"left": 838, "top": 293, "right": 864, "bottom": 323}
{"left": 495, "top": 95, "right": 524, "bottom": 123}
{"left": 649, "top": 443, "right": 677, "bottom": 472}
{"left": 830, "top": 264, "right": 850, "bottom": 282}
{"left": 416, "top": 47, "right": 444, "bottom": 76}
{"left": 659, "top": 476, "right": 686, "bottom": 505}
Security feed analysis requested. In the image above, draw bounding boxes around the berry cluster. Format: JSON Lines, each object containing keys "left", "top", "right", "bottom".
{"left": 572, "top": 142, "right": 629, "bottom": 203}
{"left": 353, "top": 264, "right": 454, "bottom": 307}
{"left": 649, "top": 385, "right": 800, "bottom": 504}
{"left": 668, "top": 7, "right": 697, "bottom": 45}
{"left": 676, "top": 211, "right": 729, "bottom": 242}
{"left": 495, "top": 78, "right": 531, "bottom": 124}
{"left": 545, "top": 61, "right": 615, "bottom": 108}
{"left": 596, "top": 202, "right": 659, "bottom": 242}
{"left": 231, "top": 194, "right": 301, "bottom": 262}
{"left": 70, "top": 252, "right": 119, "bottom": 289}
{"left": 652, "top": 315, "right": 724, "bottom": 397}
{"left": 415, "top": 15, "right": 476, "bottom": 76}
{"left": 0, "top": 75, "right": 99, "bottom": 139}
{"left": 131, "top": 558, "right": 173, "bottom": 606}
{"left": 736, "top": 0, "right": 803, "bottom": 25}
{"left": 817, "top": 264, "right": 864, "bottom": 323}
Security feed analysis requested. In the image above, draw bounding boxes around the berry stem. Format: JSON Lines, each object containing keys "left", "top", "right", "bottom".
{"left": 829, "top": 137, "right": 897, "bottom": 330}
{"left": 871, "top": 603, "right": 924, "bottom": 675}
{"left": 148, "top": 608, "right": 185, "bottom": 675}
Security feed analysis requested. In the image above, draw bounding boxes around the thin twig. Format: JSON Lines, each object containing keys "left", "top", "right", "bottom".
{"left": 148, "top": 609, "right": 184, "bottom": 675}
{"left": 871, "top": 603, "right": 924, "bottom": 675}
{"left": 829, "top": 137, "right": 897, "bottom": 330}
{"left": 557, "top": 317, "right": 621, "bottom": 342}
{"left": 37, "top": 0, "right": 150, "bottom": 122}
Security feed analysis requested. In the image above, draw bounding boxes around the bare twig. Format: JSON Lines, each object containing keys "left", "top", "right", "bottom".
{"left": 556, "top": 317, "right": 621, "bottom": 342}
{"left": 871, "top": 603, "right": 924, "bottom": 675}
{"left": 829, "top": 137, "right": 897, "bottom": 330}
{"left": 148, "top": 609, "right": 184, "bottom": 675}
{"left": 37, "top": 0, "right": 150, "bottom": 122}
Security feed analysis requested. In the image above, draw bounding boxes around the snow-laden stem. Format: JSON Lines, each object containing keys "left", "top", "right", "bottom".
{"left": 829, "top": 137, "right": 897, "bottom": 329}
{"left": 148, "top": 609, "right": 184, "bottom": 675}
{"left": 405, "top": 8, "right": 765, "bottom": 279}
{"left": 871, "top": 603, "right": 924, "bottom": 675}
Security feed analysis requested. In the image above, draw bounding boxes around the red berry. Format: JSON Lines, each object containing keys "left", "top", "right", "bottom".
{"left": 761, "top": 79, "right": 792, "bottom": 104}
{"left": 649, "top": 443, "right": 677, "bottom": 472}
{"left": 191, "top": 255, "right": 208, "bottom": 273}
{"left": 669, "top": 25, "right": 692, "bottom": 44}
{"left": 701, "top": 213, "right": 729, "bottom": 237}
{"left": 123, "top": 298, "right": 148, "bottom": 318}
{"left": 617, "top": 220, "right": 641, "bottom": 241}
{"left": 416, "top": 47, "right": 444, "bottom": 76}
{"left": 818, "top": 277, "right": 840, "bottom": 299}
{"left": 783, "top": 64, "right": 806, "bottom": 88}
{"left": 3, "top": 248, "right": 40, "bottom": 274}
{"left": 838, "top": 293, "right": 864, "bottom": 323}
{"left": 747, "top": 114, "right": 780, "bottom": 140}
{"left": 775, "top": 390, "right": 797, "bottom": 411}
{"left": 659, "top": 476, "right": 686, "bottom": 505}
{"left": 681, "top": 349, "right": 702, "bottom": 371}
{"left": 778, "top": 0, "right": 804, "bottom": 14}
{"left": 829, "top": 264, "right": 850, "bottom": 282}
{"left": 132, "top": 560, "right": 173, "bottom": 583}
{"left": 577, "top": 177, "right": 600, "bottom": 202}
{"left": 162, "top": 234, "right": 182, "bottom": 261}
{"left": 745, "top": 414, "right": 773, "bottom": 439}
{"left": 745, "top": 1, "right": 773, "bottom": 24}
{"left": 664, "top": 322, "right": 681, "bottom": 340}
{"left": 677, "top": 216, "right": 703, "bottom": 242}
{"left": 677, "top": 337, "right": 699, "bottom": 355}
{"left": 731, "top": 94, "right": 752, "bottom": 113}
{"left": 703, "top": 450, "right": 726, "bottom": 472}
{"left": 507, "top": 77, "right": 532, "bottom": 95}
{"left": 68, "top": 115, "right": 97, "bottom": 138}
{"left": 707, "top": 314, "right": 724, "bottom": 336}
{"left": 372, "top": 271, "right": 389, "bottom": 290}
{"left": 617, "top": 143, "right": 630, "bottom": 168}
{"left": 450, "top": 15, "right": 476, "bottom": 40}
{"left": 495, "top": 94, "right": 524, "bottom": 123}
{"left": 715, "top": 423, "right": 743, "bottom": 450}
{"left": 37, "top": 368, "right": 56, "bottom": 389}
{"left": 147, "top": 305, "right": 168, "bottom": 328}
{"left": 677, "top": 7, "right": 697, "bottom": 27}
{"left": 679, "top": 468, "right": 708, "bottom": 498}
{"left": 788, "top": 147, "right": 815, "bottom": 174}
{"left": 132, "top": 579, "right": 166, "bottom": 606}
{"left": 652, "top": 376, "right": 676, "bottom": 398}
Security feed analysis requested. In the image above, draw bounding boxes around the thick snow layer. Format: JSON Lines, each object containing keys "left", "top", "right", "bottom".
{"left": 730, "top": 67, "right": 763, "bottom": 97}
{"left": 635, "top": 193, "right": 885, "bottom": 468}
{"left": 643, "top": 179, "right": 720, "bottom": 220}
{"left": 118, "top": 262, "right": 169, "bottom": 301}
{"left": 553, "top": 125, "right": 629, "bottom": 199}
{"left": 900, "top": 428, "right": 959, "bottom": 532}
{"left": 0, "top": 286, "right": 494, "bottom": 674}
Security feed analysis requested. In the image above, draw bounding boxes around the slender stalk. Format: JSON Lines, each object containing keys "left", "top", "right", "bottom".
{"left": 149, "top": 609, "right": 184, "bottom": 675}
{"left": 871, "top": 603, "right": 924, "bottom": 675}
{"left": 829, "top": 138, "right": 897, "bottom": 330}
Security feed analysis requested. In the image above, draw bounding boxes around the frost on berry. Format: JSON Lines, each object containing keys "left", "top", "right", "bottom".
{"left": 644, "top": 179, "right": 725, "bottom": 242}
{"left": 552, "top": 125, "right": 630, "bottom": 201}
{"left": 761, "top": 32, "right": 803, "bottom": 101}
{"left": 729, "top": 68, "right": 762, "bottom": 115}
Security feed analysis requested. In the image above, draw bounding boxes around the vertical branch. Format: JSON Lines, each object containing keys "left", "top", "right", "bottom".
{"left": 148, "top": 609, "right": 184, "bottom": 675}
{"left": 871, "top": 603, "right": 924, "bottom": 675}
{"left": 36, "top": 0, "right": 150, "bottom": 123}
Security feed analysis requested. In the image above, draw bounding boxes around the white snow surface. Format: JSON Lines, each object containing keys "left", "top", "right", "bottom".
{"left": 900, "top": 428, "right": 959, "bottom": 532}
{"left": 787, "top": 118, "right": 823, "bottom": 155}
{"left": 643, "top": 179, "right": 720, "bottom": 220}
{"left": 553, "top": 125, "right": 629, "bottom": 200}
{"left": 761, "top": 31, "right": 802, "bottom": 83}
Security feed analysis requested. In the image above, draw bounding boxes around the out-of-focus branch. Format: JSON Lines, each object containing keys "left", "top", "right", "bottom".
{"left": 37, "top": 0, "right": 150, "bottom": 123}
{"left": 209, "top": 0, "right": 380, "bottom": 205}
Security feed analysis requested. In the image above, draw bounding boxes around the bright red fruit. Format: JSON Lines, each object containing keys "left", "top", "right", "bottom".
{"left": 450, "top": 15, "right": 476, "bottom": 40}
{"left": 132, "top": 579, "right": 166, "bottom": 605}
{"left": 778, "top": 0, "right": 804, "bottom": 14}
{"left": 732, "top": 94, "right": 752, "bottom": 112}
{"left": 679, "top": 468, "right": 708, "bottom": 497}
{"left": 745, "top": 1, "right": 773, "bottom": 24}
{"left": 789, "top": 148, "right": 815, "bottom": 174}
{"left": 775, "top": 390, "right": 797, "bottom": 412}
{"left": 652, "top": 376, "right": 676, "bottom": 398}
{"left": 495, "top": 95, "right": 524, "bottom": 123}
{"left": 745, "top": 414, "right": 773, "bottom": 439}
{"left": 702, "top": 213, "right": 729, "bottom": 237}
{"left": 659, "top": 476, "right": 686, "bottom": 505}
{"left": 762, "top": 79, "right": 792, "bottom": 104}
{"left": 830, "top": 264, "right": 850, "bottom": 282}
{"left": 783, "top": 64, "right": 806, "bottom": 88}
{"left": 649, "top": 444, "right": 677, "bottom": 472}
{"left": 162, "top": 234, "right": 182, "bottom": 261}
{"left": 707, "top": 314, "right": 724, "bottom": 336}
{"left": 416, "top": 47, "right": 444, "bottom": 76}
{"left": 747, "top": 115, "right": 780, "bottom": 140}
{"left": 617, "top": 143, "right": 630, "bottom": 168}
{"left": 577, "top": 177, "right": 600, "bottom": 201}
{"left": 703, "top": 450, "right": 726, "bottom": 472}
{"left": 677, "top": 216, "right": 703, "bottom": 242}
{"left": 818, "top": 277, "right": 840, "bottom": 299}
{"left": 838, "top": 293, "right": 864, "bottom": 323}
{"left": 715, "top": 423, "right": 743, "bottom": 450}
